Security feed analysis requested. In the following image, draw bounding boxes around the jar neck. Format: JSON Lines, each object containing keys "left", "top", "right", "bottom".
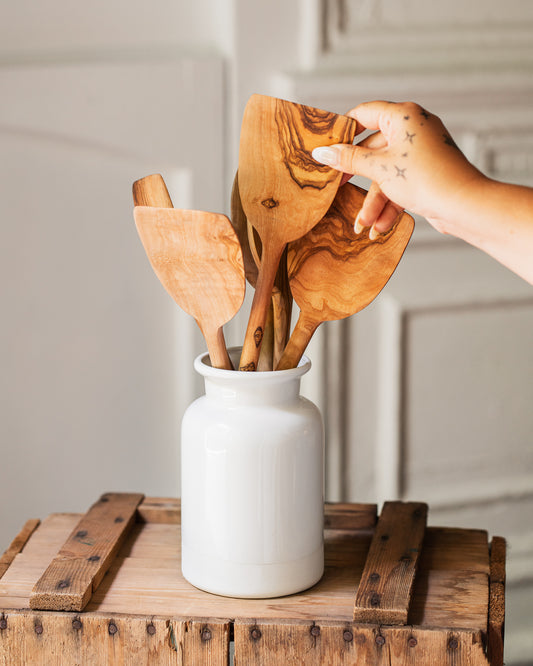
{"left": 203, "top": 375, "right": 302, "bottom": 405}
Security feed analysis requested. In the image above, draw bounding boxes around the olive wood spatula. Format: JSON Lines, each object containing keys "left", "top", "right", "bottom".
{"left": 276, "top": 182, "right": 415, "bottom": 370}
{"left": 133, "top": 206, "right": 245, "bottom": 370}
{"left": 238, "top": 94, "right": 357, "bottom": 371}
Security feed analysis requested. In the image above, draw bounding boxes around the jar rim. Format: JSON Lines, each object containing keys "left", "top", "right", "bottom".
{"left": 194, "top": 346, "right": 311, "bottom": 379}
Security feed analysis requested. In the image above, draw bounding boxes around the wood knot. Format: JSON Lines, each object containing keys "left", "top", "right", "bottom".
{"left": 261, "top": 198, "right": 279, "bottom": 209}
{"left": 57, "top": 579, "right": 70, "bottom": 590}
{"left": 240, "top": 362, "right": 256, "bottom": 372}
{"left": 369, "top": 572, "right": 380, "bottom": 583}
{"left": 87, "top": 555, "right": 100, "bottom": 562}
{"left": 253, "top": 327, "right": 263, "bottom": 347}
{"left": 370, "top": 592, "right": 381, "bottom": 608}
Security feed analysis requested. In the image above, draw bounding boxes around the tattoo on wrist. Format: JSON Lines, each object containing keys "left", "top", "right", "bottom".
{"left": 404, "top": 131, "right": 415, "bottom": 144}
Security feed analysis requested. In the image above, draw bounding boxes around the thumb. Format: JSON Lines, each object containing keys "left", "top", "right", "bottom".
{"left": 312, "top": 144, "right": 378, "bottom": 180}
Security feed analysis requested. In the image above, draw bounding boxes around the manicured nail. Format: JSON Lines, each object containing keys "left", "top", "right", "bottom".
{"left": 369, "top": 225, "right": 379, "bottom": 241}
{"left": 354, "top": 213, "right": 364, "bottom": 235}
{"left": 311, "top": 146, "right": 339, "bottom": 167}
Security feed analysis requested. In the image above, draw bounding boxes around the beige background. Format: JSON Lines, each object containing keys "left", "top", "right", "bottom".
{"left": 1, "top": 1, "right": 532, "bottom": 662}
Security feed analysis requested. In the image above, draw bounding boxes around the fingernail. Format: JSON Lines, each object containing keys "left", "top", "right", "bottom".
{"left": 311, "top": 146, "right": 339, "bottom": 167}
{"left": 369, "top": 225, "right": 379, "bottom": 241}
{"left": 354, "top": 213, "right": 364, "bottom": 235}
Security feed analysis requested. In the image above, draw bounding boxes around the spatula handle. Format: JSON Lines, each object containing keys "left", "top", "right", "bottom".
{"left": 202, "top": 326, "right": 234, "bottom": 371}
{"left": 132, "top": 174, "right": 173, "bottom": 208}
{"left": 239, "top": 244, "right": 283, "bottom": 371}
{"left": 275, "top": 312, "right": 319, "bottom": 371}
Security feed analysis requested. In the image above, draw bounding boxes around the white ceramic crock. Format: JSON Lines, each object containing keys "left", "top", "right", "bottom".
{"left": 181, "top": 347, "right": 324, "bottom": 598}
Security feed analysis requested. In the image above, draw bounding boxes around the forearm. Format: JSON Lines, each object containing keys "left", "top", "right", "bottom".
{"left": 440, "top": 177, "right": 533, "bottom": 285}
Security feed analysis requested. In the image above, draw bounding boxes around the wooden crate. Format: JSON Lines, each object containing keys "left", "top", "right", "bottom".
{"left": 0, "top": 493, "right": 505, "bottom": 665}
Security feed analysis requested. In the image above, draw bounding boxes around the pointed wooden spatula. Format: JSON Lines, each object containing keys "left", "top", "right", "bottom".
{"left": 238, "top": 94, "right": 357, "bottom": 371}
{"left": 133, "top": 206, "right": 245, "bottom": 370}
{"left": 276, "top": 183, "right": 414, "bottom": 370}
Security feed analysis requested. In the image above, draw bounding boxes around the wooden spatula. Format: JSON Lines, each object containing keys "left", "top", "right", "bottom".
{"left": 276, "top": 183, "right": 414, "bottom": 370}
{"left": 238, "top": 94, "right": 357, "bottom": 371}
{"left": 231, "top": 170, "right": 293, "bottom": 370}
{"left": 132, "top": 173, "right": 173, "bottom": 208}
{"left": 133, "top": 206, "right": 245, "bottom": 370}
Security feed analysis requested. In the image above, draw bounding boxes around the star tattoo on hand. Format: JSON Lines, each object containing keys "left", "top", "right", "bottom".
{"left": 395, "top": 166, "right": 406, "bottom": 179}
{"left": 404, "top": 131, "right": 416, "bottom": 143}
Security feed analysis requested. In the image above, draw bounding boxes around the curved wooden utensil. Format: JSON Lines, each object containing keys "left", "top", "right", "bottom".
{"left": 238, "top": 94, "right": 357, "bottom": 371}
{"left": 133, "top": 206, "right": 245, "bottom": 370}
{"left": 132, "top": 173, "right": 173, "bottom": 208}
{"left": 230, "top": 171, "right": 274, "bottom": 371}
{"left": 231, "top": 171, "right": 293, "bottom": 370}
{"left": 276, "top": 183, "right": 414, "bottom": 370}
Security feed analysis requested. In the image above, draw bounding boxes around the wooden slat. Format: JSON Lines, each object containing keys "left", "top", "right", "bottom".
{"left": 487, "top": 536, "right": 506, "bottom": 666}
{"left": 0, "top": 519, "right": 40, "bottom": 580}
{"left": 0, "top": 610, "right": 230, "bottom": 665}
{"left": 29, "top": 492, "right": 144, "bottom": 612}
{"left": 136, "top": 497, "right": 180, "bottom": 524}
{"left": 324, "top": 502, "right": 377, "bottom": 531}
{"left": 233, "top": 619, "right": 490, "bottom": 665}
{"left": 353, "top": 501, "right": 427, "bottom": 625}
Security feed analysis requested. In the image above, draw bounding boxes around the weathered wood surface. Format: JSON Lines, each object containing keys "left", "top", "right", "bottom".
{"left": 29, "top": 493, "right": 144, "bottom": 612}
{"left": 487, "top": 536, "right": 506, "bottom": 666}
{"left": 353, "top": 501, "right": 427, "bottom": 625}
{"left": 277, "top": 183, "right": 414, "bottom": 370}
{"left": 0, "top": 610, "right": 230, "bottom": 666}
{"left": 233, "top": 620, "right": 490, "bottom": 665}
{"left": 1, "top": 500, "right": 490, "bottom": 636}
{"left": 133, "top": 206, "right": 245, "bottom": 370}
{"left": 0, "top": 520, "right": 40, "bottom": 580}
{"left": 238, "top": 94, "right": 357, "bottom": 371}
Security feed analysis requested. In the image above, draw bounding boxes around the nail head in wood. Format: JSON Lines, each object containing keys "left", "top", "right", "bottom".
{"left": 375, "top": 634, "right": 386, "bottom": 646}
{"left": 108, "top": 622, "right": 118, "bottom": 636}
{"left": 72, "top": 619, "right": 82, "bottom": 631}
{"left": 0, "top": 617, "right": 7, "bottom": 630}
{"left": 310, "top": 625, "right": 320, "bottom": 637}
{"left": 250, "top": 627, "right": 262, "bottom": 641}
{"left": 343, "top": 630, "right": 353, "bottom": 642}
{"left": 147, "top": 623, "right": 156, "bottom": 636}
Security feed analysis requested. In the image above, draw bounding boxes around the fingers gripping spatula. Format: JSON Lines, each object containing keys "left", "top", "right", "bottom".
{"left": 237, "top": 95, "right": 357, "bottom": 371}
{"left": 133, "top": 206, "right": 245, "bottom": 370}
{"left": 276, "top": 183, "right": 415, "bottom": 370}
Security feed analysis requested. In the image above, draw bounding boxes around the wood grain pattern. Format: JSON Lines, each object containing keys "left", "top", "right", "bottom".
{"left": 134, "top": 206, "right": 245, "bottom": 370}
{"left": 233, "top": 620, "right": 490, "bottom": 666}
{"left": 30, "top": 493, "right": 143, "bottom": 612}
{"left": 0, "top": 519, "right": 40, "bottom": 580}
{"left": 0, "top": 499, "right": 501, "bottom": 664}
{"left": 487, "top": 536, "right": 506, "bottom": 666}
{"left": 277, "top": 182, "right": 414, "bottom": 370}
{"left": 238, "top": 94, "right": 356, "bottom": 371}
{"left": 0, "top": 610, "right": 230, "bottom": 665}
{"left": 132, "top": 173, "right": 173, "bottom": 208}
{"left": 353, "top": 501, "right": 427, "bottom": 625}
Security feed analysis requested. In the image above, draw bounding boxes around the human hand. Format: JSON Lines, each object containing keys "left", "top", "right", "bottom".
{"left": 312, "top": 101, "right": 485, "bottom": 238}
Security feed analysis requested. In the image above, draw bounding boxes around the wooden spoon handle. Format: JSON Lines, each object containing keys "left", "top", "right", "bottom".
{"left": 257, "top": 303, "right": 275, "bottom": 371}
{"left": 201, "top": 325, "right": 233, "bottom": 371}
{"left": 239, "top": 244, "right": 283, "bottom": 371}
{"left": 275, "top": 312, "right": 319, "bottom": 371}
{"left": 271, "top": 248, "right": 292, "bottom": 368}
{"left": 132, "top": 174, "right": 173, "bottom": 208}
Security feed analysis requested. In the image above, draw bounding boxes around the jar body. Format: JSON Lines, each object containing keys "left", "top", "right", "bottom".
{"left": 181, "top": 348, "right": 324, "bottom": 598}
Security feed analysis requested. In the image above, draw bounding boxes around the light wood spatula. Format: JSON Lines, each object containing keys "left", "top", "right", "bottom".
{"left": 132, "top": 173, "right": 173, "bottom": 208}
{"left": 238, "top": 95, "right": 357, "bottom": 371}
{"left": 276, "top": 183, "right": 414, "bottom": 370}
{"left": 133, "top": 206, "right": 245, "bottom": 370}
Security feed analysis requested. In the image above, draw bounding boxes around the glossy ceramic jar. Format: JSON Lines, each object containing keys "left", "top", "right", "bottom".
{"left": 181, "top": 347, "right": 324, "bottom": 598}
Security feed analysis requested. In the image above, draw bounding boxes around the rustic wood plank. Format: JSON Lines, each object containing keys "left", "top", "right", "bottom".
{"left": 487, "top": 536, "right": 506, "bottom": 666}
{"left": 233, "top": 619, "right": 490, "bottom": 665}
{"left": 324, "top": 503, "right": 377, "bottom": 531}
{"left": 0, "top": 610, "right": 230, "bottom": 665}
{"left": 29, "top": 493, "right": 144, "bottom": 612}
{"left": 136, "top": 497, "right": 180, "bottom": 524}
{"left": 0, "top": 519, "right": 40, "bottom": 580}
{"left": 353, "top": 501, "right": 428, "bottom": 625}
